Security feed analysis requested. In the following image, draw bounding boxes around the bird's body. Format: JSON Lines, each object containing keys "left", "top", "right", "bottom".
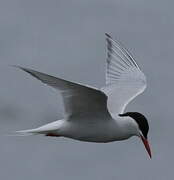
{"left": 14, "top": 33, "right": 152, "bottom": 157}
{"left": 22, "top": 115, "right": 138, "bottom": 143}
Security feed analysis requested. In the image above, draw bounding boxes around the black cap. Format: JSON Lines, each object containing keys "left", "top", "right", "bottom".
{"left": 119, "top": 112, "right": 149, "bottom": 139}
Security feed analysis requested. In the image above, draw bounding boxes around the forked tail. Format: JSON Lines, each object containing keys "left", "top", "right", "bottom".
{"left": 11, "top": 119, "right": 64, "bottom": 137}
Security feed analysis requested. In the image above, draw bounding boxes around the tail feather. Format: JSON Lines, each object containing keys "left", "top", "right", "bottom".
{"left": 15, "top": 129, "right": 38, "bottom": 136}
{"left": 14, "top": 127, "right": 50, "bottom": 136}
{"left": 9, "top": 120, "right": 64, "bottom": 137}
{"left": 6, "top": 131, "right": 35, "bottom": 137}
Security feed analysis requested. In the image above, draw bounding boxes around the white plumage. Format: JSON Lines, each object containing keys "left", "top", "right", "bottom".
{"left": 15, "top": 34, "right": 147, "bottom": 143}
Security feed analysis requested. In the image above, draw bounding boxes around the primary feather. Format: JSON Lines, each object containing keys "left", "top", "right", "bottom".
{"left": 102, "top": 33, "right": 147, "bottom": 118}
{"left": 15, "top": 66, "right": 110, "bottom": 120}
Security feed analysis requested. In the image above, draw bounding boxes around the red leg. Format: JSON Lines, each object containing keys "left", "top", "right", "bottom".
{"left": 45, "top": 133, "right": 60, "bottom": 137}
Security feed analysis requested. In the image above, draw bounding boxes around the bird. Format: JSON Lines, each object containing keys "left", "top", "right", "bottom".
{"left": 14, "top": 33, "right": 151, "bottom": 158}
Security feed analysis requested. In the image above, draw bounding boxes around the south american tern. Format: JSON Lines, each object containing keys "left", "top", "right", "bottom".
{"left": 14, "top": 33, "right": 151, "bottom": 158}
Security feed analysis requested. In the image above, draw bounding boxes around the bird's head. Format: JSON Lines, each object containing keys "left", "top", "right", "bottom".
{"left": 119, "top": 112, "right": 151, "bottom": 158}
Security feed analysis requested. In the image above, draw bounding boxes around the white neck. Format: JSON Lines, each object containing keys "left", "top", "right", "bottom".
{"left": 113, "top": 116, "right": 140, "bottom": 139}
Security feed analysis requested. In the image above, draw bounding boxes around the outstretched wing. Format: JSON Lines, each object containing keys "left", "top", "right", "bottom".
{"left": 102, "top": 34, "right": 147, "bottom": 118}
{"left": 15, "top": 66, "right": 109, "bottom": 120}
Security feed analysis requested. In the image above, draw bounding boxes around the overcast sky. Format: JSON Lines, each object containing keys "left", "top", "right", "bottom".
{"left": 0, "top": 0, "right": 173, "bottom": 179}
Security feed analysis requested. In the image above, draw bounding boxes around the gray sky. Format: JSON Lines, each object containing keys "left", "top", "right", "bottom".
{"left": 0, "top": 0, "right": 173, "bottom": 179}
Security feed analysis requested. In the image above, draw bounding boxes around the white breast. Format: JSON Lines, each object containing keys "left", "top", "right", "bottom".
{"left": 58, "top": 116, "right": 139, "bottom": 143}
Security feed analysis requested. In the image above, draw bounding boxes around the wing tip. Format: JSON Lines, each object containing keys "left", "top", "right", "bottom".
{"left": 9, "top": 64, "right": 21, "bottom": 69}
{"left": 105, "top": 33, "right": 112, "bottom": 39}
{"left": 10, "top": 65, "right": 43, "bottom": 82}
{"left": 10, "top": 65, "right": 28, "bottom": 72}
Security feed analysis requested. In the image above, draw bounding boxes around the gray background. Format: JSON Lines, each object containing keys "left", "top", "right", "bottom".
{"left": 0, "top": 0, "right": 172, "bottom": 179}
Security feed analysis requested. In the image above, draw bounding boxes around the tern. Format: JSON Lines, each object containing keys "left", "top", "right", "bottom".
{"left": 14, "top": 33, "right": 151, "bottom": 158}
